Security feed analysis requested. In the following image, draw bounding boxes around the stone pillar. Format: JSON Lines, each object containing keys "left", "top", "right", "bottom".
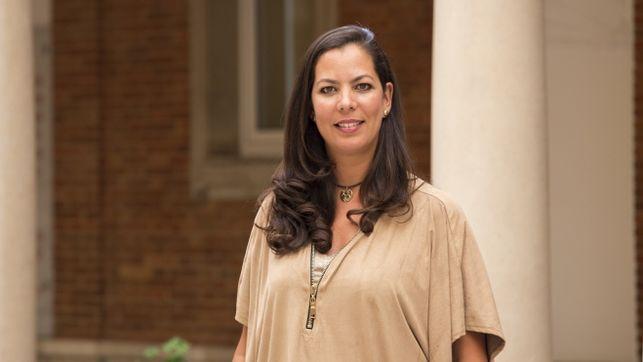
{"left": 0, "top": 0, "right": 37, "bottom": 361}
{"left": 431, "top": 1, "right": 551, "bottom": 361}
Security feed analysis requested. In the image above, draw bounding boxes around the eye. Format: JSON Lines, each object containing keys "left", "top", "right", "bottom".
{"left": 320, "top": 86, "right": 336, "bottom": 94}
{"left": 355, "top": 83, "right": 373, "bottom": 91}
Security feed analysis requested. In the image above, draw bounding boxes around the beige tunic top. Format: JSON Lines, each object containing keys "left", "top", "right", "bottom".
{"left": 235, "top": 180, "right": 506, "bottom": 361}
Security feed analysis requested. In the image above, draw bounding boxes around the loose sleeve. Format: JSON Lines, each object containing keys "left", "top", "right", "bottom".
{"left": 428, "top": 197, "right": 506, "bottom": 361}
{"left": 234, "top": 200, "right": 269, "bottom": 326}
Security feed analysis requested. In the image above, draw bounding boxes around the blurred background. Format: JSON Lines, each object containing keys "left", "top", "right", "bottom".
{"left": 0, "top": 0, "right": 638, "bottom": 361}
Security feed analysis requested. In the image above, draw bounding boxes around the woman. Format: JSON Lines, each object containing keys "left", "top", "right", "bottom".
{"left": 232, "top": 25, "right": 505, "bottom": 361}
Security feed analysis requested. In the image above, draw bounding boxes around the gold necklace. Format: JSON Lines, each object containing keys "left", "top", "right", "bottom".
{"left": 335, "top": 181, "right": 362, "bottom": 202}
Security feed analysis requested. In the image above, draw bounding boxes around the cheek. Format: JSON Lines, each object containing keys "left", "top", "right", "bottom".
{"left": 312, "top": 98, "right": 336, "bottom": 119}
{"left": 361, "top": 96, "right": 385, "bottom": 115}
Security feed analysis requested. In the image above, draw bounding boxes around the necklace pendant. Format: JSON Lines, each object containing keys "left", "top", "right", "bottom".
{"left": 339, "top": 188, "right": 353, "bottom": 202}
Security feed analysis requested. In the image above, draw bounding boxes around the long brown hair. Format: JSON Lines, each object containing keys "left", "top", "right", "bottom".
{"left": 259, "top": 25, "right": 418, "bottom": 255}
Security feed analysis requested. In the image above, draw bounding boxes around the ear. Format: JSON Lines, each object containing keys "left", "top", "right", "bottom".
{"left": 383, "top": 82, "right": 394, "bottom": 110}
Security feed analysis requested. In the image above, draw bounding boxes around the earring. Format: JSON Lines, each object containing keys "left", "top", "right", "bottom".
{"left": 383, "top": 109, "right": 389, "bottom": 117}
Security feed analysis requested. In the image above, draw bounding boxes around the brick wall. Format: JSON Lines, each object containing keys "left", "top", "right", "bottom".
{"left": 53, "top": 0, "right": 433, "bottom": 347}
{"left": 636, "top": 0, "right": 642, "bottom": 356}
{"left": 54, "top": 0, "right": 103, "bottom": 339}
{"left": 54, "top": 0, "right": 253, "bottom": 346}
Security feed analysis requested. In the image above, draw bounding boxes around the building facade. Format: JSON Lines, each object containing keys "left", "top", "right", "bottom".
{"left": 0, "top": 0, "right": 637, "bottom": 361}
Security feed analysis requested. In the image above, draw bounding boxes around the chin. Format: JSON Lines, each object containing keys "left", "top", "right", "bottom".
{"left": 328, "top": 142, "right": 377, "bottom": 159}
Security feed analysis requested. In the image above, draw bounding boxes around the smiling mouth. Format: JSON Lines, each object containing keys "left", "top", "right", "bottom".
{"left": 334, "top": 120, "right": 365, "bottom": 129}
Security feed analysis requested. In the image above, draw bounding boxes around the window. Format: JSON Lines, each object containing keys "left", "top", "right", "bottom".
{"left": 190, "top": 0, "right": 336, "bottom": 199}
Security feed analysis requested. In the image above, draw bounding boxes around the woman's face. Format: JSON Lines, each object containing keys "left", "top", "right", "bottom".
{"left": 311, "top": 43, "right": 393, "bottom": 162}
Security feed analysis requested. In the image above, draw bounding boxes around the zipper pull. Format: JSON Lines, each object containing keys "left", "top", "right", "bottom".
{"left": 306, "top": 283, "right": 318, "bottom": 329}
{"left": 310, "top": 283, "right": 318, "bottom": 317}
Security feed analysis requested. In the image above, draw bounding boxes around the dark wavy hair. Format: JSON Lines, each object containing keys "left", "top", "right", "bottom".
{"left": 258, "top": 25, "right": 418, "bottom": 255}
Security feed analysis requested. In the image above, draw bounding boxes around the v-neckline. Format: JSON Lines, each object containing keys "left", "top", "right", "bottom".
{"left": 309, "top": 229, "right": 363, "bottom": 291}
{"left": 304, "top": 229, "right": 364, "bottom": 330}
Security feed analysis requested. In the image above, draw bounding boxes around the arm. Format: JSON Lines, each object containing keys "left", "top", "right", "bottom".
{"left": 452, "top": 331, "right": 488, "bottom": 362}
{"left": 232, "top": 326, "right": 248, "bottom": 362}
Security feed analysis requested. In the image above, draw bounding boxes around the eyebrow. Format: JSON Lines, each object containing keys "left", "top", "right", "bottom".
{"left": 315, "top": 74, "right": 375, "bottom": 86}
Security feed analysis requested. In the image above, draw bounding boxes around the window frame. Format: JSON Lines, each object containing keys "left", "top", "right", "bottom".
{"left": 189, "top": 0, "right": 336, "bottom": 200}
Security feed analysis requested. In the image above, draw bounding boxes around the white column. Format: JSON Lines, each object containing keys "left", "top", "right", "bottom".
{"left": 431, "top": 1, "right": 551, "bottom": 361}
{"left": 0, "top": 0, "right": 37, "bottom": 361}
{"left": 545, "top": 1, "right": 636, "bottom": 360}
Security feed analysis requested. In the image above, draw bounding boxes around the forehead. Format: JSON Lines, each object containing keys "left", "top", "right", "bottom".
{"left": 314, "top": 43, "right": 377, "bottom": 79}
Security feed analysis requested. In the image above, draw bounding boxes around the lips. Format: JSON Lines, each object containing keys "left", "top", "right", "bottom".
{"left": 334, "top": 119, "right": 365, "bottom": 130}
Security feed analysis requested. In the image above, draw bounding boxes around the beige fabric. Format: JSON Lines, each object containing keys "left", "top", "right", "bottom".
{"left": 235, "top": 179, "right": 506, "bottom": 361}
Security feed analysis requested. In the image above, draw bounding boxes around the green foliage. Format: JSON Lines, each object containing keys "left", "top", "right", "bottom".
{"left": 143, "top": 336, "right": 190, "bottom": 362}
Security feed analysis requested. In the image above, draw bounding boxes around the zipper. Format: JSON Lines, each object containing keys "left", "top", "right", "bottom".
{"left": 306, "top": 243, "right": 328, "bottom": 329}
{"left": 305, "top": 231, "right": 361, "bottom": 330}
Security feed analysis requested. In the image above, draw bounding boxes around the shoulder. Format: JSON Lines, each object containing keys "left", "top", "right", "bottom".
{"left": 254, "top": 190, "right": 276, "bottom": 226}
{"left": 408, "top": 177, "right": 475, "bottom": 260}
{"left": 242, "top": 191, "right": 274, "bottom": 257}
{"left": 409, "top": 176, "right": 469, "bottom": 230}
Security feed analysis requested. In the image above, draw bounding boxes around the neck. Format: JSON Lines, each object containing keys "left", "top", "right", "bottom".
{"left": 332, "top": 153, "right": 372, "bottom": 186}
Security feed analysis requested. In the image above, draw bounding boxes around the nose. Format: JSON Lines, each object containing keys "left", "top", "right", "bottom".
{"left": 337, "top": 88, "right": 356, "bottom": 112}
